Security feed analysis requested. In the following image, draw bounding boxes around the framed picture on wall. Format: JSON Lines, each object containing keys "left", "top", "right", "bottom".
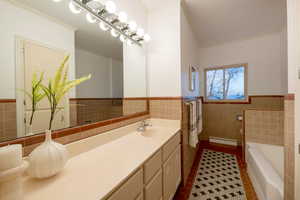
{"left": 189, "top": 66, "right": 197, "bottom": 91}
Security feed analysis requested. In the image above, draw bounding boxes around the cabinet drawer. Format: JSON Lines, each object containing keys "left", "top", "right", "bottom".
{"left": 144, "top": 170, "right": 163, "bottom": 200}
{"left": 108, "top": 169, "right": 143, "bottom": 200}
{"left": 144, "top": 150, "right": 162, "bottom": 184}
{"left": 163, "top": 131, "right": 181, "bottom": 162}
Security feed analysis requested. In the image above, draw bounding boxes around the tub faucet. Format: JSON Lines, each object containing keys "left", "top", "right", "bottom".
{"left": 137, "top": 120, "right": 152, "bottom": 132}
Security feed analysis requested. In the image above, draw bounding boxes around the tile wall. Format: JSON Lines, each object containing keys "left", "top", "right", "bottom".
{"left": 123, "top": 100, "right": 147, "bottom": 115}
{"left": 284, "top": 98, "right": 295, "bottom": 200}
{"left": 69, "top": 100, "right": 78, "bottom": 127}
{"left": 0, "top": 102, "right": 17, "bottom": 142}
{"left": 200, "top": 96, "right": 284, "bottom": 143}
{"left": 74, "top": 99, "right": 123, "bottom": 126}
{"left": 149, "top": 99, "right": 182, "bottom": 120}
{"left": 244, "top": 110, "right": 284, "bottom": 146}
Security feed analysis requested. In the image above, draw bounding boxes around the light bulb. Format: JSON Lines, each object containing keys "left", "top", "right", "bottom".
{"left": 137, "top": 28, "right": 144, "bottom": 37}
{"left": 118, "top": 12, "right": 128, "bottom": 23}
{"left": 69, "top": 1, "right": 81, "bottom": 14}
{"left": 52, "top": 0, "right": 62, "bottom": 2}
{"left": 111, "top": 29, "right": 119, "bottom": 37}
{"left": 128, "top": 21, "right": 137, "bottom": 32}
{"left": 86, "top": 13, "right": 97, "bottom": 23}
{"left": 99, "top": 22, "right": 109, "bottom": 31}
{"left": 144, "top": 34, "right": 151, "bottom": 42}
{"left": 105, "top": 1, "right": 116, "bottom": 14}
{"left": 127, "top": 39, "right": 133, "bottom": 46}
{"left": 120, "top": 35, "right": 126, "bottom": 43}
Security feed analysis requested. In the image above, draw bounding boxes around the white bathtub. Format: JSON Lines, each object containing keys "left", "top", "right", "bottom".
{"left": 246, "top": 142, "right": 284, "bottom": 200}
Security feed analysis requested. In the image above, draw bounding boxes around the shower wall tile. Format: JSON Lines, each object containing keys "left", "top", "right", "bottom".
{"left": 244, "top": 110, "right": 284, "bottom": 146}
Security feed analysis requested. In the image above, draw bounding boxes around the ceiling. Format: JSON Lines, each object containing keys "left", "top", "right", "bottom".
{"left": 184, "top": 0, "right": 287, "bottom": 48}
{"left": 15, "top": 0, "right": 123, "bottom": 60}
{"left": 15, "top": 0, "right": 286, "bottom": 54}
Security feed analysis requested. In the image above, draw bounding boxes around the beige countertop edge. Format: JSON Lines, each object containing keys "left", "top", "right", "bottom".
{"left": 23, "top": 118, "right": 181, "bottom": 200}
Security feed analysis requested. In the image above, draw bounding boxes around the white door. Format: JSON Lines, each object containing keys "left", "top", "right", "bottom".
{"left": 17, "top": 39, "right": 70, "bottom": 136}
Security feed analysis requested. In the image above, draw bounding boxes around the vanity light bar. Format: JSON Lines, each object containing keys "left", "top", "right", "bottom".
{"left": 68, "top": 0, "right": 150, "bottom": 46}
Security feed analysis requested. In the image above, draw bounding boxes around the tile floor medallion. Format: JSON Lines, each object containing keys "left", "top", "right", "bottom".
{"left": 189, "top": 149, "right": 247, "bottom": 200}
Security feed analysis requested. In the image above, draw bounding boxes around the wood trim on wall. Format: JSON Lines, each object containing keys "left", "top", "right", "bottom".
{"left": 203, "top": 100, "right": 250, "bottom": 104}
{"left": 123, "top": 97, "right": 149, "bottom": 100}
{"left": 69, "top": 98, "right": 123, "bottom": 101}
{"left": 244, "top": 108, "right": 283, "bottom": 111}
{"left": 148, "top": 97, "right": 183, "bottom": 100}
{"left": 182, "top": 96, "right": 200, "bottom": 101}
{"left": 284, "top": 93, "right": 295, "bottom": 100}
{"left": 70, "top": 98, "right": 150, "bottom": 101}
{"left": 249, "top": 95, "right": 285, "bottom": 98}
{"left": 0, "top": 99, "right": 16, "bottom": 103}
{"left": 203, "top": 95, "right": 284, "bottom": 104}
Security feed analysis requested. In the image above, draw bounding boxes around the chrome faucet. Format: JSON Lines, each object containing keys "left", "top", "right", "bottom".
{"left": 137, "top": 120, "right": 152, "bottom": 132}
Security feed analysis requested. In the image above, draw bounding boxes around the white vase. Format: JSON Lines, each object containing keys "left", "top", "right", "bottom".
{"left": 27, "top": 130, "right": 69, "bottom": 179}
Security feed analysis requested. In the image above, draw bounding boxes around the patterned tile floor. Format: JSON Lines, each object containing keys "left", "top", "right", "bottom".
{"left": 188, "top": 150, "right": 247, "bottom": 200}
{"left": 174, "top": 141, "right": 257, "bottom": 200}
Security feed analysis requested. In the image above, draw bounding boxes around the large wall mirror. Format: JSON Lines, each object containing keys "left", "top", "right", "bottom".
{"left": 0, "top": 0, "right": 147, "bottom": 142}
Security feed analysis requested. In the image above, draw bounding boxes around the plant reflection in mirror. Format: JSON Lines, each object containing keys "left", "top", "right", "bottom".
{"left": 42, "top": 55, "right": 91, "bottom": 130}
{"left": 23, "top": 72, "right": 46, "bottom": 126}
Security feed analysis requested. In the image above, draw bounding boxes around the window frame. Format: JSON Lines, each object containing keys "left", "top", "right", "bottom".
{"left": 204, "top": 63, "right": 248, "bottom": 103}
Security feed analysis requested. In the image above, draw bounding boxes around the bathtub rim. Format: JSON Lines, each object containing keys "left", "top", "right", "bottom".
{"left": 246, "top": 142, "right": 284, "bottom": 199}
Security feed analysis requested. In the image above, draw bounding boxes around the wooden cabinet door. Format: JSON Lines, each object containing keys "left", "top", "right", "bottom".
{"left": 108, "top": 169, "right": 143, "bottom": 200}
{"left": 144, "top": 170, "right": 163, "bottom": 200}
{"left": 173, "top": 145, "right": 181, "bottom": 189}
{"left": 163, "top": 145, "right": 181, "bottom": 200}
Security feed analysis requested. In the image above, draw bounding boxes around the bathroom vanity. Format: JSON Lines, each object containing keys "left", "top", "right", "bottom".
{"left": 0, "top": 1, "right": 182, "bottom": 200}
{"left": 22, "top": 119, "right": 181, "bottom": 200}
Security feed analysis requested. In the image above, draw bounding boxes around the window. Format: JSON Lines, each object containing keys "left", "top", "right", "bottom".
{"left": 205, "top": 64, "right": 247, "bottom": 101}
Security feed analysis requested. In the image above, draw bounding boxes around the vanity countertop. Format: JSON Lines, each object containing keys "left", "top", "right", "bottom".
{"left": 23, "top": 118, "right": 181, "bottom": 200}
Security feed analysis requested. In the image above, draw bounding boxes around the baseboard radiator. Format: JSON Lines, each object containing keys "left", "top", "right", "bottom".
{"left": 209, "top": 137, "right": 238, "bottom": 146}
